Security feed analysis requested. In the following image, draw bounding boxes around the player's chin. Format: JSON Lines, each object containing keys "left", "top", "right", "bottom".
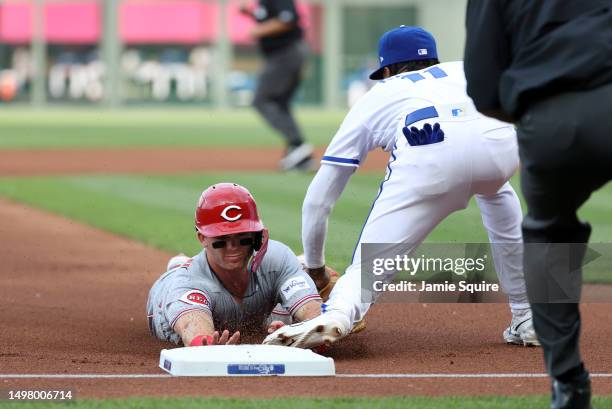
{"left": 223, "top": 255, "right": 249, "bottom": 269}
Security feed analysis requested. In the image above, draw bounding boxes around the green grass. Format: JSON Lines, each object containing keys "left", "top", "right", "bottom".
{"left": 0, "top": 108, "right": 346, "bottom": 149}
{"left": 1, "top": 396, "right": 611, "bottom": 409}
{"left": 0, "top": 171, "right": 499, "bottom": 269}
{"left": 0, "top": 172, "right": 380, "bottom": 267}
{"left": 0, "top": 172, "right": 611, "bottom": 282}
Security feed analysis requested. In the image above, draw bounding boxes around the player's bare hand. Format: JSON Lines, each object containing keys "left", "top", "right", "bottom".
{"left": 267, "top": 320, "right": 286, "bottom": 334}
{"left": 213, "top": 329, "right": 240, "bottom": 345}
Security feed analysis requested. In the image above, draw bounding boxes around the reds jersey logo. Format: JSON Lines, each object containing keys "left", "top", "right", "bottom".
{"left": 221, "top": 205, "right": 242, "bottom": 221}
{"left": 179, "top": 290, "right": 210, "bottom": 307}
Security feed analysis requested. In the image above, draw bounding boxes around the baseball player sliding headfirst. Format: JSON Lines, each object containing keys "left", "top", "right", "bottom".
{"left": 264, "top": 26, "right": 539, "bottom": 349}
{"left": 146, "top": 183, "right": 323, "bottom": 346}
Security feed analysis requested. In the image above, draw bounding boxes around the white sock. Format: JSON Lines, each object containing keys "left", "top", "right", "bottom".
{"left": 510, "top": 303, "right": 531, "bottom": 316}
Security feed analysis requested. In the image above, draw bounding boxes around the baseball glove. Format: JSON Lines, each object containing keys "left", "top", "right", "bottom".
{"left": 295, "top": 254, "right": 366, "bottom": 334}
{"left": 318, "top": 267, "right": 339, "bottom": 302}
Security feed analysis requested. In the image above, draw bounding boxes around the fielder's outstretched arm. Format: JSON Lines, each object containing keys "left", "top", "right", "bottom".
{"left": 301, "top": 79, "right": 398, "bottom": 273}
{"left": 301, "top": 164, "right": 354, "bottom": 270}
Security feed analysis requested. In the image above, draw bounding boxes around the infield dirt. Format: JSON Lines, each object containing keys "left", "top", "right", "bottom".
{"left": 1, "top": 148, "right": 611, "bottom": 398}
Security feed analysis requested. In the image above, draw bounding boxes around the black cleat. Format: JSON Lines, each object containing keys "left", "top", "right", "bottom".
{"left": 550, "top": 378, "right": 593, "bottom": 409}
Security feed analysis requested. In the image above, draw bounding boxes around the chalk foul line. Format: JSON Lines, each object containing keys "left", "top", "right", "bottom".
{"left": 1, "top": 373, "right": 611, "bottom": 379}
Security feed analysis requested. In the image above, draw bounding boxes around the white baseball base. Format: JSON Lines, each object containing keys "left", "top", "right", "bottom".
{"left": 159, "top": 344, "right": 335, "bottom": 376}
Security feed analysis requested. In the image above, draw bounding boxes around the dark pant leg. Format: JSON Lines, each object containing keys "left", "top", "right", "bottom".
{"left": 253, "top": 41, "right": 307, "bottom": 147}
{"left": 521, "top": 160, "right": 593, "bottom": 380}
{"left": 518, "top": 82, "right": 612, "bottom": 381}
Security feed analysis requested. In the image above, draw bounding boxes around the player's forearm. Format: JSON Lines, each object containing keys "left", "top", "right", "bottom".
{"left": 302, "top": 164, "right": 353, "bottom": 268}
{"left": 293, "top": 299, "right": 322, "bottom": 322}
{"left": 251, "top": 19, "right": 294, "bottom": 39}
{"left": 173, "top": 310, "right": 215, "bottom": 346}
{"left": 301, "top": 210, "right": 328, "bottom": 269}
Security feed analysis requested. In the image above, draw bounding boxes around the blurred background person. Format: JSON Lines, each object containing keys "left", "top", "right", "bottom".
{"left": 239, "top": 0, "right": 313, "bottom": 171}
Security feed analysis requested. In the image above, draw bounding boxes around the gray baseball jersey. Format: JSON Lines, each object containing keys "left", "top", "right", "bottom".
{"left": 146, "top": 240, "right": 320, "bottom": 344}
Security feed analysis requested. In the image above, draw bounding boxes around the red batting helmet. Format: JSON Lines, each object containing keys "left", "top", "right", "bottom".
{"left": 195, "top": 183, "right": 265, "bottom": 239}
{"left": 195, "top": 183, "right": 269, "bottom": 272}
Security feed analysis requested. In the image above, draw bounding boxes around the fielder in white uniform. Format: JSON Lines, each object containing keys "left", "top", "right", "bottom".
{"left": 264, "top": 26, "right": 538, "bottom": 349}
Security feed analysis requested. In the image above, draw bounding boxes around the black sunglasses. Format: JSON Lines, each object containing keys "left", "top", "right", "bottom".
{"left": 211, "top": 237, "right": 255, "bottom": 249}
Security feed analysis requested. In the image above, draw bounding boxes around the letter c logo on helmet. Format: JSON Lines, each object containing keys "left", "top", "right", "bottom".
{"left": 194, "top": 183, "right": 264, "bottom": 237}
{"left": 221, "top": 205, "right": 242, "bottom": 222}
{"left": 194, "top": 183, "right": 269, "bottom": 272}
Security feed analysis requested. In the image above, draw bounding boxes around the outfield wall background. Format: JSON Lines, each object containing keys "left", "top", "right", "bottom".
{"left": 0, "top": 0, "right": 467, "bottom": 108}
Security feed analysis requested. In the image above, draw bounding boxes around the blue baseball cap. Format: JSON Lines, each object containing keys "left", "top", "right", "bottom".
{"left": 369, "top": 26, "right": 438, "bottom": 80}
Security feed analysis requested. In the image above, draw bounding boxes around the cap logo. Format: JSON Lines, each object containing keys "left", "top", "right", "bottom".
{"left": 380, "top": 56, "right": 384, "bottom": 62}
{"left": 418, "top": 48, "right": 428, "bottom": 56}
{"left": 221, "top": 205, "right": 242, "bottom": 222}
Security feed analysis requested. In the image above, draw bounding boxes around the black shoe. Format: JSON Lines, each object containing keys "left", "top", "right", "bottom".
{"left": 551, "top": 378, "right": 593, "bottom": 409}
